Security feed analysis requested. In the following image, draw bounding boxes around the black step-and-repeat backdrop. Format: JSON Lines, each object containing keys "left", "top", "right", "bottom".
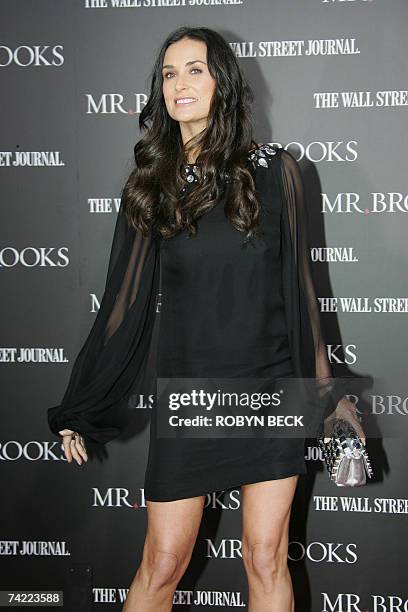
{"left": 1, "top": 1, "right": 407, "bottom": 610}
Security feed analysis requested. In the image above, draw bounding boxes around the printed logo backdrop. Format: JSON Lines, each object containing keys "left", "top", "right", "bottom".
{"left": 1, "top": 0, "right": 407, "bottom": 610}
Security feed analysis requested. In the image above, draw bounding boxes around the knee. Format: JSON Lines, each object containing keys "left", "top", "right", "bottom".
{"left": 242, "top": 541, "right": 288, "bottom": 583}
{"left": 140, "top": 548, "right": 185, "bottom": 592}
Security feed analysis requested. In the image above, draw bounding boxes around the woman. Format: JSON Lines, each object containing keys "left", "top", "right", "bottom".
{"left": 48, "top": 27, "right": 366, "bottom": 611}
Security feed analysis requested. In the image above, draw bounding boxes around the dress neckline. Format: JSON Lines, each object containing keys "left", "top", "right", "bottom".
{"left": 183, "top": 143, "right": 276, "bottom": 169}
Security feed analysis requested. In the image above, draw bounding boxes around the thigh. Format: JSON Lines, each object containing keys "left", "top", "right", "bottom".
{"left": 241, "top": 476, "right": 299, "bottom": 547}
{"left": 144, "top": 495, "right": 205, "bottom": 560}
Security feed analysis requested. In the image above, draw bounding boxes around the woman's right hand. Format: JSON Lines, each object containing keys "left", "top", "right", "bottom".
{"left": 59, "top": 429, "right": 88, "bottom": 465}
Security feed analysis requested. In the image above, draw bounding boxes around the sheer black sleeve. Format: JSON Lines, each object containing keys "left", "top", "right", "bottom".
{"left": 47, "top": 198, "right": 161, "bottom": 447}
{"left": 276, "top": 147, "right": 348, "bottom": 422}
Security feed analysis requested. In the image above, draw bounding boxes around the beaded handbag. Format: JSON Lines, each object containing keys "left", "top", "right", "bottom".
{"left": 318, "top": 418, "right": 373, "bottom": 486}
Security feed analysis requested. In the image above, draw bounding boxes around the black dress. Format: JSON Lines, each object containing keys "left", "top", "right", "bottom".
{"left": 47, "top": 144, "right": 347, "bottom": 500}
{"left": 146, "top": 148, "right": 306, "bottom": 501}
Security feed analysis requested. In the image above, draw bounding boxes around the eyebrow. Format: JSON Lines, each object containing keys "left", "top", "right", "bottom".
{"left": 162, "top": 59, "right": 207, "bottom": 70}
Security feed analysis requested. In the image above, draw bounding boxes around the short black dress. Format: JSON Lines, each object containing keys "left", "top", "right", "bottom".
{"left": 144, "top": 146, "right": 307, "bottom": 501}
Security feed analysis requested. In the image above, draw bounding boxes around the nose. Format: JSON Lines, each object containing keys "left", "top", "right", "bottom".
{"left": 174, "top": 75, "right": 189, "bottom": 91}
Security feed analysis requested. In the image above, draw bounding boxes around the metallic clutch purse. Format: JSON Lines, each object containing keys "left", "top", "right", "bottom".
{"left": 318, "top": 417, "right": 373, "bottom": 486}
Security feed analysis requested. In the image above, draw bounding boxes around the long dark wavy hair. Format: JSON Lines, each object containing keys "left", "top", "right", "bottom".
{"left": 121, "top": 26, "right": 263, "bottom": 245}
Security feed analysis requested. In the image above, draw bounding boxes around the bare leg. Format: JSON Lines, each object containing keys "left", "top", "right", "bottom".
{"left": 122, "top": 494, "right": 205, "bottom": 612}
{"left": 241, "top": 475, "right": 299, "bottom": 612}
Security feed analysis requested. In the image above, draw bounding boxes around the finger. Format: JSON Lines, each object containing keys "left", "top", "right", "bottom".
{"left": 76, "top": 438, "right": 88, "bottom": 462}
{"left": 350, "top": 420, "right": 366, "bottom": 447}
{"left": 73, "top": 440, "right": 85, "bottom": 464}
{"left": 62, "top": 436, "right": 73, "bottom": 463}
{"left": 70, "top": 438, "right": 83, "bottom": 465}
{"left": 80, "top": 439, "right": 88, "bottom": 461}
{"left": 59, "top": 430, "right": 75, "bottom": 462}
{"left": 357, "top": 430, "right": 366, "bottom": 446}
{"left": 358, "top": 429, "right": 366, "bottom": 446}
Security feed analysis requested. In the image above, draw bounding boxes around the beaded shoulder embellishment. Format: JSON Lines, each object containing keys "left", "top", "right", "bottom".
{"left": 180, "top": 143, "right": 278, "bottom": 192}
{"left": 247, "top": 143, "right": 278, "bottom": 170}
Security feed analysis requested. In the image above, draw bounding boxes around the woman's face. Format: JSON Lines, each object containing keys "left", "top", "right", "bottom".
{"left": 162, "top": 37, "right": 216, "bottom": 134}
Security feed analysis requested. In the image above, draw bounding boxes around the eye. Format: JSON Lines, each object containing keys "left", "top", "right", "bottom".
{"left": 163, "top": 67, "right": 203, "bottom": 79}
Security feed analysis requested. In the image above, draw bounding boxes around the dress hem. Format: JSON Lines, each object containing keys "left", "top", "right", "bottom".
{"left": 144, "top": 460, "right": 307, "bottom": 502}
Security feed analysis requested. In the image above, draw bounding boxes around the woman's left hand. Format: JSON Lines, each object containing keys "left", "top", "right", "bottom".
{"left": 325, "top": 397, "right": 366, "bottom": 446}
